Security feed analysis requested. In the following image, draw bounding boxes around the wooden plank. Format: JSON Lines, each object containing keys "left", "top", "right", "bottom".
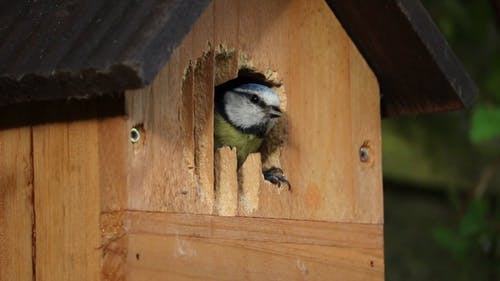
{"left": 125, "top": 68, "right": 198, "bottom": 213}
{"left": 238, "top": 153, "right": 262, "bottom": 216}
{"left": 33, "top": 109, "right": 102, "bottom": 280}
{"left": 349, "top": 41, "right": 384, "bottom": 223}
{"left": 128, "top": 235, "right": 383, "bottom": 281}
{"left": 213, "top": 0, "right": 239, "bottom": 50}
{"left": 125, "top": 212, "right": 384, "bottom": 281}
{"left": 99, "top": 115, "right": 127, "bottom": 212}
{"left": 284, "top": 0, "right": 353, "bottom": 221}
{"left": 180, "top": 62, "right": 197, "bottom": 209}
{"left": 193, "top": 50, "right": 216, "bottom": 212}
{"left": 214, "top": 147, "right": 238, "bottom": 216}
{"left": 126, "top": 212, "right": 382, "bottom": 249}
{"left": 0, "top": 126, "right": 34, "bottom": 281}
{"left": 101, "top": 212, "right": 128, "bottom": 281}
{"left": 124, "top": 5, "right": 216, "bottom": 214}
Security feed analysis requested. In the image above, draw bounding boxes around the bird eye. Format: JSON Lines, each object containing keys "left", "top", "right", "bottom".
{"left": 250, "top": 94, "right": 260, "bottom": 104}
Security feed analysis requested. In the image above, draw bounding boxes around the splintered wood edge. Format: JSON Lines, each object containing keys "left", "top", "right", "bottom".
{"left": 214, "top": 45, "right": 239, "bottom": 86}
{"left": 193, "top": 49, "right": 215, "bottom": 212}
{"left": 181, "top": 62, "right": 195, "bottom": 181}
{"left": 214, "top": 147, "right": 238, "bottom": 216}
{"left": 238, "top": 153, "right": 262, "bottom": 215}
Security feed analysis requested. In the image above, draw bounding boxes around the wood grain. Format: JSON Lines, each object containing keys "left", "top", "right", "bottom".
{"left": 33, "top": 114, "right": 102, "bottom": 280}
{"left": 214, "top": 47, "right": 239, "bottom": 86}
{"left": 214, "top": 147, "right": 238, "bottom": 216}
{"left": 125, "top": 211, "right": 384, "bottom": 281}
{"left": 0, "top": 126, "right": 34, "bottom": 281}
{"left": 123, "top": 0, "right": 383, "bottom": 223}
{"left": 238, "top": 153, "right": 262, "bottom": 215}
{"left": 99, "top": 115, "right": 127, "bottom": 212}
{"left": 193, "top": 50, "right": 216, "bottom": 212}
{"left": 101, "top": 211, "right": 128, "bottom": 281}
{"left": 349, "top": 41, "right": 384, "bottom": 223}
{"left": 124, "top": 10, "right": 217, "bottom": 213}
{"left": 125, "top": 71, "right": 198, "bottom": 213}
{"left": 0, "top": 0, "right": 386, "bottom": 279}
{"left": 127, "top": 0, "right": 383, "bottom": 223}
{"left": 125, "top": 212, "right": 382, "bottom": 249}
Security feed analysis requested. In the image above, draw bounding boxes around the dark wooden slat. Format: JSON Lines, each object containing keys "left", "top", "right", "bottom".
{"left": 326, "top": 0, "right": 478, "bottom": 116}
{"left": 0, "top": 0, "right": 210, "bottom": 104}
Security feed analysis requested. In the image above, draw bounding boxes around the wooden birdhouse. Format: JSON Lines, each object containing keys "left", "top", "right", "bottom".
{"left": 0, "top": 0, "right": 477, "bottom": 280}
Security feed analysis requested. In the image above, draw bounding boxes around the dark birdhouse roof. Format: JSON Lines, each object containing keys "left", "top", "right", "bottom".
{"left": 0, "top": 0, "right": 477, "bottom": 117}
{"left": 326, "top": 0, "right": 478, "bottom": 116}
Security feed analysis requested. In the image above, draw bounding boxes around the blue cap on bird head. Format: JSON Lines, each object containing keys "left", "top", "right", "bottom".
{"left": 232, "top": 83, "right": 281, "bottom": 109}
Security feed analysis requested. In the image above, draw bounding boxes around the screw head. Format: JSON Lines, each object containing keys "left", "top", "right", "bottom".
{"left": 359, "top": 144, "right": 370, "bottom": 163}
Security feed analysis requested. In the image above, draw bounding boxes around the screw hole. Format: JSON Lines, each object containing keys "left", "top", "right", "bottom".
{"left": 359, "top": 141, "right": 371, "bottom": 163}
{"left": 130, "top": 128, "right": 141, "bottom": 143}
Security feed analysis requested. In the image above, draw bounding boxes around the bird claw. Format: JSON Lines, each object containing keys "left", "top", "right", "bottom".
{"left": 263, "top": 166, "right": 291, "bottom": 190}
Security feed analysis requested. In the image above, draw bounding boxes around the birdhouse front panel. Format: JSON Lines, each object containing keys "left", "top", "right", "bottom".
{"left": 125, "top": 0, "right": 382, "bottom": 222}
{"left": 115, "top": 0, "right": 383, "bottom": 280}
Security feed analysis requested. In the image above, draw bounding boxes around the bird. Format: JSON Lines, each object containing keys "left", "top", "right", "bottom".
{"left": 214, "top": 83, "right": 290, "bottom": 188}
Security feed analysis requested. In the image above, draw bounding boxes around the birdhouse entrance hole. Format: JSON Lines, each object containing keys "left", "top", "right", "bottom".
{"left": 214, "top": 67, "right": 288, "bottom": 168}
{"left": 182, "top": 46, "right": 288, "bottom": 217}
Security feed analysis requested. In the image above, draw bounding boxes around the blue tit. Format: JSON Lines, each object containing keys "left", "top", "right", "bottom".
{"left": 214, "top": 83, "right": 290, "bottom": 188}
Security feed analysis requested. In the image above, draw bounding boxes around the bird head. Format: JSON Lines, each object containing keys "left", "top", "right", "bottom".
{"left": 222, "top": 83, "right": 282, "bottom": 136}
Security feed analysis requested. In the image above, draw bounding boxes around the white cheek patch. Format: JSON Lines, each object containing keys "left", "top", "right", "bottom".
{"left": 224, "top": 93, "right": 266, "bottom": 129}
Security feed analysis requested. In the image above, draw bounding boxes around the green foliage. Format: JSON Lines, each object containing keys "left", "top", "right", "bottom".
{"left": 432, "top": 227, "right": 468, "bottom": 258}
{"left": 394, "top": 2, "right": 500, "bottom": 279}
{"left": 470, "top": 106, "right": 500, "bottom": 143}
{"left": 432, "top": 198, "right": 495, "bottom": 260}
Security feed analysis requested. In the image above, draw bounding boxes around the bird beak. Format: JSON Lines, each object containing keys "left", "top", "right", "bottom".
{"left": 269, "top": 106, "right": 282, "bottom": 118}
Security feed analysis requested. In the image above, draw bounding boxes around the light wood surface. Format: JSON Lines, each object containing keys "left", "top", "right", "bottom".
{"left": 238, "top": 153, "right": 263, "bottom": 215}
{"left": 124, "top": 0, "right": 382, "bottom": 224}
{"left": 214, "top": 147, "right": 238, "bottom": 216}
{"left": 33, "top": 117, "right": 102, "bottom": 281}
{"left": 125, "top": 212, "right": 382, "bottom": 249}
{"left": 0, "top": 126, "right": 34, "bottom": 281}
{"left": 124, "top": 211, "right": 384, "bottom": 281}
{"left": 193, "top": 50, "right": 216, "bottom": 213}
{"left": 101, "top": 211, "right": 128, "bottom": 281}
{"left": 99, "top": 116, "right": 128, "bottom": 213}
{"left": 349, "top": 41, "right": 383, "bottom": 222}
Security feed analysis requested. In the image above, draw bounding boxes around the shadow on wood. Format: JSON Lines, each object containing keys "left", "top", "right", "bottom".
{"left": 0, "top": 94, "right": 125, "bottom": 129}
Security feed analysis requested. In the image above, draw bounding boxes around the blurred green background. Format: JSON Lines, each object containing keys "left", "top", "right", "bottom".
{"left": 384, "top": 1, "right": 500, "bottom": 280}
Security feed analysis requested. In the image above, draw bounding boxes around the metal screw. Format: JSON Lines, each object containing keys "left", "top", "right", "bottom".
{"left": 359, "top": 144, "right": 370, "bottom": 163}
{"left": 130, "top": 128, "right": 141, "bottom": 143}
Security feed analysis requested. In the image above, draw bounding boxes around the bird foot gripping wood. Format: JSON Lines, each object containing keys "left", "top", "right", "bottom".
{"left": 263, "top": 166, "right": 291, "bottom": 190}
